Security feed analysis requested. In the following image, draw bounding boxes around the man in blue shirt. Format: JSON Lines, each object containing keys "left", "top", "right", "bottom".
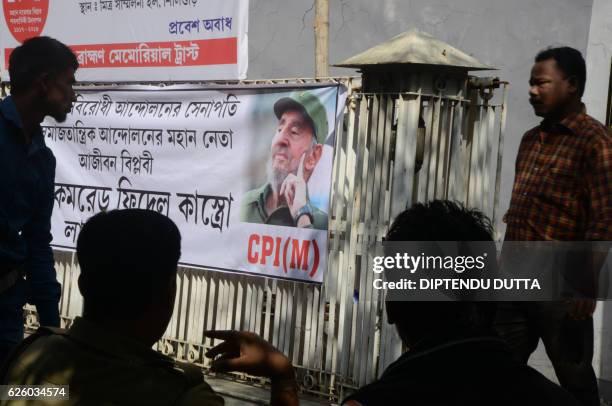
{"left": 0, "top": 36, "right": 78, "bottom": 364}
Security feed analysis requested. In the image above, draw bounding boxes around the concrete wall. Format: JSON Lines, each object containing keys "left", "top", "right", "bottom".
{"left": 583, "top": 0, "right": 612, "bottom": 398}
{"left": 584, "top": 0, "right": 612, "bottom": 123}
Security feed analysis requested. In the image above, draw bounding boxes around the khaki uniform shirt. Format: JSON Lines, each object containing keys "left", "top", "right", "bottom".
{"left": 239, "top": 184, "right": 328, "bottom": 230}
{"left": 1, "top": 318, "right": 224, "bottom": 406}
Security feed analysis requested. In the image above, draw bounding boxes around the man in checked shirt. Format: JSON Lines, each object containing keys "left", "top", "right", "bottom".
{"left": 495, "top": 47, "right": 612, "bottom": 406}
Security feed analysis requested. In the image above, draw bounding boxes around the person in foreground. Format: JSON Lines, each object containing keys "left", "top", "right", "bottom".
{"left": 1, "top": 209, "right": 297, "bottom": 406}
{"left": 342, "top": 200, "right": 580, "bottom": 406}
{"left": 0, "top": 36, "right": 78, "bottom": 365}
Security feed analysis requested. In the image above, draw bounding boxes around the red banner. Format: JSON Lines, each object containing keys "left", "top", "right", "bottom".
{"left": 5, "top": 37, "right": 237, "bottom": 69}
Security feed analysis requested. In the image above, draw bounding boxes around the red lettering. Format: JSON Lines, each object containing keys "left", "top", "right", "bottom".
{"left": 273, "top": 237, "right": 282, "bottom": 267}
{"left": 249, "top": 235, "right": 317, "bottom": 276}
{"left": 290, "top": 240, "right": 310, "bottom": 271}
{"left": 247, "top": 234, "right": 259, "bottom": 264}
{"left": 261, "top": 236, "right": 274, "bottom": 265}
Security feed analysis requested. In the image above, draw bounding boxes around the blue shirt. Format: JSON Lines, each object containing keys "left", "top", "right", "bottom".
{"left": 0, "top": 96, "right": 61, "bottom": 326}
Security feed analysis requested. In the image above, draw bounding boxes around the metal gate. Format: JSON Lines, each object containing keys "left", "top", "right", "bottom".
{"left": 26, "top": 75, "right": 507, "bottom": 402}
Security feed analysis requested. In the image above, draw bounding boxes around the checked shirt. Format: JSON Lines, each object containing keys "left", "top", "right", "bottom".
{"left": 504, "top": 105, "right": 612, "bottom": 241}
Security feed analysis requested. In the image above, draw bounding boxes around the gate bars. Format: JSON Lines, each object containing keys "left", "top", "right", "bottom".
{"left": 25, "top": 76, "right": 507, "bottom": 402}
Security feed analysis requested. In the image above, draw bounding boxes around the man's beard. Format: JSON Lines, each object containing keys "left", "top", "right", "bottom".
{"left": 267, "top": 152, "right": 296, "bottom": 194}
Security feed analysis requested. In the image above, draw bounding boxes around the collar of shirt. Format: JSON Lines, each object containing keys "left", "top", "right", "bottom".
{"left": 259, "top": 183, "right": 301, "bottom": 226}
{"left": 66, "top": 317, "right": 174, "bottom": 366}
{"left": 256, "top": 183, "right": 292, "bottom": 218}
{"left": 0, "top": 95, "right": 46, "bottom": 156}
{"left": 257, "top": 183, "right": 273, "bottom": 215}
{"left": 381, "top": 331, "right": 508, "bottom": 379}
{"left": 540, "top": 103, "right": 587, "bottom": 139}
{"left": 241, "top": 183, "right": 272, "bottom": 221}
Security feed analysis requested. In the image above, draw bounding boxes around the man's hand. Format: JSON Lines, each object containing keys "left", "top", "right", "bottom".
{"left": 204, "top": 330, "right": 294, "bottom": 379}
{"left": 204, "top": 330, "right": 298, "bottom": 406}
{"left": 280, "top": 153, "right": 309, "bottom": 222}
{"left": 566, "top": 298, "right": 596, "bottom": 320}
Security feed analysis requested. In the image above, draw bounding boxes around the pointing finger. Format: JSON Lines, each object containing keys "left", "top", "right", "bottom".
{"left": 204, "top": 330, "right": 238, "bottom": 341}
{"left": 284, "top": 180, "right": 294, "bottom": 206}
{"left": 297, "top": 152, "right": 306, "bottom": 180}
{"left": 280, "top": 177, "right": 288, "bottom": 197}
{"left": 210, "top": 356, "right": 246, "bottom": 373}
{"left": 205, "top": 340, "right": 234, "bottom": 359}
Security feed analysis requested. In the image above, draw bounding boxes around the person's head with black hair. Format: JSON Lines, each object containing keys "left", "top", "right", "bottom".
{"left": 9, "top": 36, "right": 78, "bottom": 127}
{"left": 386, "top": 200, "right": 494, "bottom": 242}
{"left": 77, "top": 209, "right": 181, "bottom": 346}
{"left": 384, "top": 200, "right": 496, "bottom": 348}
{"left": 529, "top": 46, "right": 586, "bottom": 121}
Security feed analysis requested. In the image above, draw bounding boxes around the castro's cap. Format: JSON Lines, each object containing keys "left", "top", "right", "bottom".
{"left": 273, "top": 91, "right": 328, "bottom": 144}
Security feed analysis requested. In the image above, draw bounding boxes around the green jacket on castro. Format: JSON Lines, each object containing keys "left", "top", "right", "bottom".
{"left": 239, "top": 183, "right": 328, "bottom": 230}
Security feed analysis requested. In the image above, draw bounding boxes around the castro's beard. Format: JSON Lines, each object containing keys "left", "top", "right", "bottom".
{"left": 267, "top": 151, "right": 296, "bottom": 195}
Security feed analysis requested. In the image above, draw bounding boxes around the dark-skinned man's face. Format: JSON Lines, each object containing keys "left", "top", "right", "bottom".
{"left": 44, "top": 68, "right": 77, "bottom": 123}
{"left": 529, "top": 58, "right": 578, "bottom": 119}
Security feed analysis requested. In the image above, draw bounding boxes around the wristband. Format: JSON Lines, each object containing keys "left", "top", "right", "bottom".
{"left": 294, "top": 203, "right": 314, "bottom": 224}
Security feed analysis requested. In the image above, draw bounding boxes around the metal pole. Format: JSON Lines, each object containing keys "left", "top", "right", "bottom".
{"left": 315, "top": 0, "right": 329, "bottom": 78}
{"left": 492, "top": 83, "right": 509, "bottom": 242}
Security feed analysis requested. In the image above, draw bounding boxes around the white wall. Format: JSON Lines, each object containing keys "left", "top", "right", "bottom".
{"left": 583, "top": 0, "right": 612, "bottom": 123}
{"left": 583, "top": 0, "right": 612, "bottom": 397}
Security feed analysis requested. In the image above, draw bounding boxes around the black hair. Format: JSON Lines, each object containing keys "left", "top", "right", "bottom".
{"left": 385, "top": 200, "right": 496, "bottom": 337}
{"left": 9, "top": 36, "right": 78, "bottom": 95}
{"left": 76, "top": 209, "right": 181, "bottom": 320}
{"left": 386, "top": 200, "right": 494, "bottom": 242}
{"left": 535, "top": 46, "right": 586, "bottom": 97}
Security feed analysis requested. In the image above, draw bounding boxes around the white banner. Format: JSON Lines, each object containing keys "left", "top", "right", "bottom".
{"left": 46, "top": 85, "right": 346, "bottom": 283}
{"left": 0, "top": 0, "right": 248, "bottom": 81}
